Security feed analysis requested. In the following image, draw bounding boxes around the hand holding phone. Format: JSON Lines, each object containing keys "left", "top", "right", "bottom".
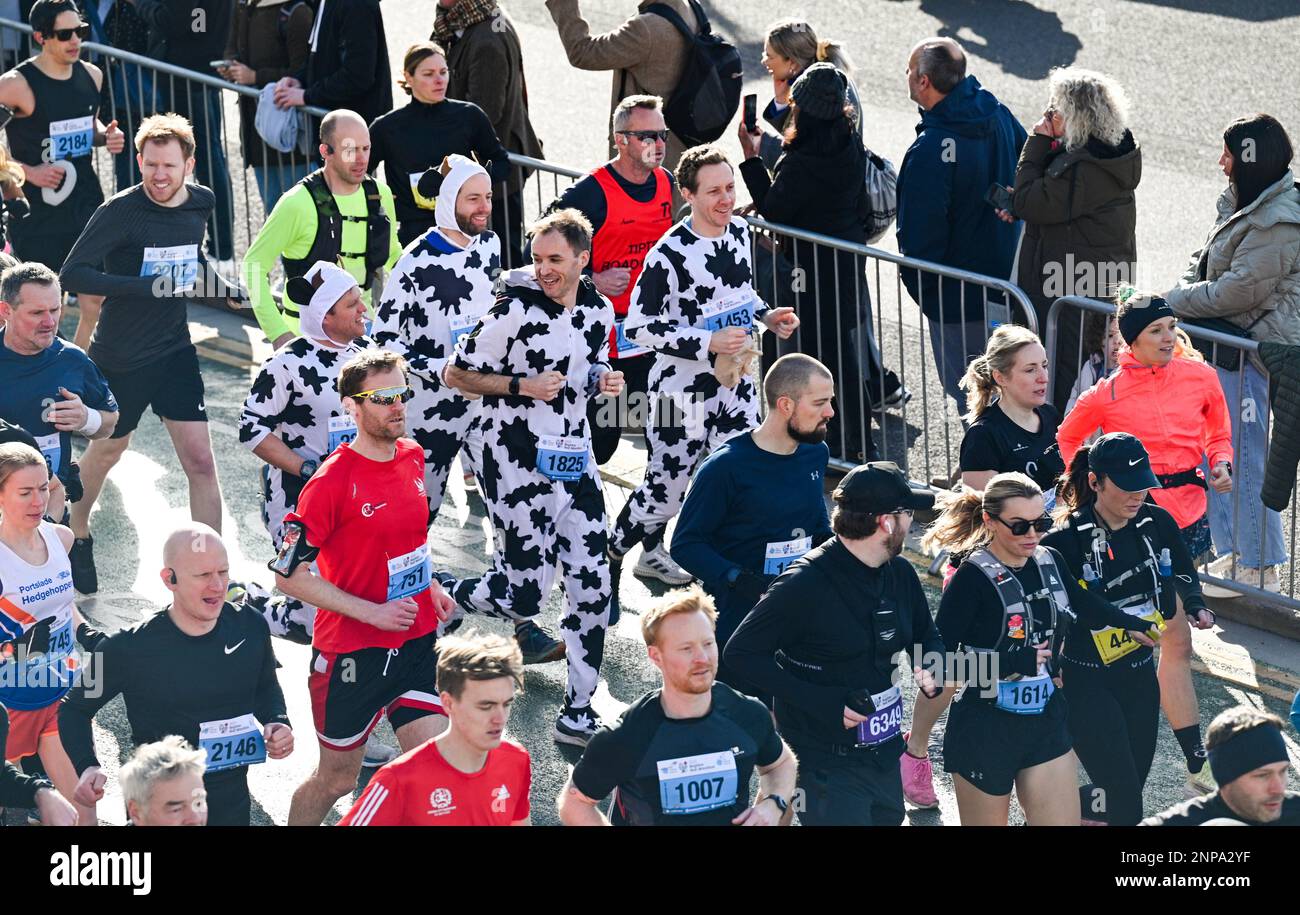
{"left": 743, "top": 93, "right": 758, "bottom": 133}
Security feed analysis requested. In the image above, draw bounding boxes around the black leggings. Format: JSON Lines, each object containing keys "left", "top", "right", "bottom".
{"left": 1062, "top": 655, "right": 1160, "bottom": 826}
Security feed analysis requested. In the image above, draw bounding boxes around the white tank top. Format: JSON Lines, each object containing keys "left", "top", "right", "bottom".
{"left": 0, "top": 522, "right": 77, "bottom": 709}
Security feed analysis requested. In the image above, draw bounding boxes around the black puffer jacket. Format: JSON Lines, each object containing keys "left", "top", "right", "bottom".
{"left": 1257, "top": 341, "right": 1300, "bottom": 511}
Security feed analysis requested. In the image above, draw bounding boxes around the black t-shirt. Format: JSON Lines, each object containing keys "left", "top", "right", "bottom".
{"left": 572, "top": 683, "right": 783, "bottom": 826}
{"left": 960, "top": 402, "right": 1064, "bottom": 495}
{"left": 1141, "top": 790, "right": 1300, "bottom": 826}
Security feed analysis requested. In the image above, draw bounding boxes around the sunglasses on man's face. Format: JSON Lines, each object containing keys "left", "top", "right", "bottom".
{"left": 351, "top": 385, "right": 412, "bottom": 406}
{"left": 47, "top": 24, "right": 90, "bottom": 41}
{"left": 618, "top": 129, "right": 669, "bottom": 143}
{"left": 991, "top": 514, "right": 1053, "bottom": 536}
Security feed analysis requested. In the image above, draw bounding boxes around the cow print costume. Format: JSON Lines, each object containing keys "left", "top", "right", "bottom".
{"left": 445, "top": 268, "right": 614, "bottom": 732}
{"left": 238, "top": 335, "right": 368, "bottom": 641}
{"left": 609, "top": 216, "right": 770, "bottom": 558}
{"left": 372, "top": 228, "right": 500, "bottom": 520}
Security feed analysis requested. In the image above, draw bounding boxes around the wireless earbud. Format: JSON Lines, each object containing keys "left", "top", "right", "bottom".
{"left": 167, "top": 568, "right": 177, "bottom": 585}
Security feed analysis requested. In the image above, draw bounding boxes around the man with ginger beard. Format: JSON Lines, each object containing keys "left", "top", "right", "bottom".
{"left": 558, "top": 585, "right": 796, "bottom": 826}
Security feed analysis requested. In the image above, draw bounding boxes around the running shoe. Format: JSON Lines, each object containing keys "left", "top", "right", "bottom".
{"left": 462, "top": 470, "right": 477, "bottom": 492}
{"left": 362, "top": 734, "right": 398, "bottom": 769}
{"left": 554, "top": 707, "right": 602, "bottom": 747}
{"left": 514, "top": 620, "right": 566, "bottom": 664}
{"left": 634, "top": 545, "right": 694, "bottom": 585}
{"left": 69, "top": 536, "right": 98, "bottom": 594}
{"left": 1185, "top": 763, "right": 1218, "bottom": 798}
{"left": 899, "top": 731, "right": 939, "bottom": 808}
{"left": 870, "top": 378, "right": 912, "bottom": 413}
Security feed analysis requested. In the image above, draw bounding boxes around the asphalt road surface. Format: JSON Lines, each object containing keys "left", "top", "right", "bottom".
{"left": 38, "top": 0, "right": 1300, "bottom": 826}
{"left": 67, "top": 333, "right": 1300, "bottom": 826}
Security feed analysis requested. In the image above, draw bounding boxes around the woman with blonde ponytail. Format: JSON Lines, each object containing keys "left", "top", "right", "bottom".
{"left": 757, "top": 20, "right": 863, "bottom": 169}
{"left": 957, "top": 325, "right": 1064, "bottom": 501}
{"left": 929, "top": 472, "right": 1157, "bottom": 825}
{"left": 900, "top": 324, "right": 1063, "bottom": 810}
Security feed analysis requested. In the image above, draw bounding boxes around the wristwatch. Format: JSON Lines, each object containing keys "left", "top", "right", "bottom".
{"left": 508, "top": 375, "right": 522, "bottom": 396}
{"left": 299, "top": 459, "right": 318, "bottom": 480}
{"left": 760, "top": 794, "right": 788, "bottom": 814}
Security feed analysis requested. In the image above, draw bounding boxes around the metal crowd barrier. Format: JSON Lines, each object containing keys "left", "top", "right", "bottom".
{"left": 0, "top": 17, "right": 327, "bottom": 271}
{"left": 505, "top": 151, "right": 1038, "bottom": 483}
{"left": 1046, "top": 295, "right": 1298, "bottom": 608}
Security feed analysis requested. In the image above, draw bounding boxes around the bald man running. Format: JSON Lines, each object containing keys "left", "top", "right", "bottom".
{"left": 59, "top": 524, "right": 294, "bottom": 826}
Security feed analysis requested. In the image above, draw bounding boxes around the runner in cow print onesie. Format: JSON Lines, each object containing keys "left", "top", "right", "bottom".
{"left": 442, "top": 209, "right": 625, "bottom": 746}
{"left": 607, "top": 146, "right": 798, "bottom": 614}
{"left": 237, "top": 261, "right": 368, "bottom": 642}
{"left": 372, "top": 155, "right": 499, "bottom": 522}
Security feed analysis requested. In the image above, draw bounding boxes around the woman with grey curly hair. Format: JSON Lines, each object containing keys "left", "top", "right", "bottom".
{"left": 1005, "top": 67, "right": 1141, "bottom": 411}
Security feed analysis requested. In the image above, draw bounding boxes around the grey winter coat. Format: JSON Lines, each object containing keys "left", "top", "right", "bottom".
{"left": 1165, "top": 170, "right": 1300, "bottom": 348}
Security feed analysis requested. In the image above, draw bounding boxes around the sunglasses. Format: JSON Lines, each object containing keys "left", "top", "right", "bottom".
{"left": 46, "top": 24, "right": 90, "bottom": 41}
{"left": 618, "top": 129, "right": 669, "bottom": 143}
{"left": 351, "top": 385, "right": 412, "bottom": 405}
{"left": 991, "top": 514, "right": 1053, "bottom": 536}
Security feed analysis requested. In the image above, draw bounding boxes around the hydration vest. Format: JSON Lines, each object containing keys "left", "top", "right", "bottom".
{"left": 1069, "top": 506, "right": 1172, "bottom": 617}
{"left": 280, "top": 170, "right": 391, "bottom": 312}
{"left": 965, "top": 546, "right": 1071, "bottom": 653}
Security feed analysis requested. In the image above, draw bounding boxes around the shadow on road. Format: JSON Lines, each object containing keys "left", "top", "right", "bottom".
{"left": 919, "top": 0, "right": 1082, "bottom": 80}
{"left": 1125, "top": 0, "right": 1300, "bottom": 22}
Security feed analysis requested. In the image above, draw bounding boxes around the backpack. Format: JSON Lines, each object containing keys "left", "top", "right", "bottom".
{"left": 638, "top": 0, "right": 741, "bottom": 147}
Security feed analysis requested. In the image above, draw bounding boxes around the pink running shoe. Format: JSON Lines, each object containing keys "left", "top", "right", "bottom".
{"left": 900, "top": 731, "right": 939, "bottom": 808}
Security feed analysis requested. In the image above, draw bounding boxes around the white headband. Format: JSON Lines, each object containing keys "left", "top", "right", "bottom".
{"left": 300, "top": 261, "right": 358, "bottom": 344}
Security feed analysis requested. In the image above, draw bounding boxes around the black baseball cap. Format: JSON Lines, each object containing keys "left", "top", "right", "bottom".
{"left": 834, "top": 461, "right": 935, "bottom": 514}
{"left": 1088, "top": 432, "right": 1162, "bottom": 492}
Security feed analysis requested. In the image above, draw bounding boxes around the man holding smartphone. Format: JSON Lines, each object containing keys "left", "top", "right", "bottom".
{"left": 723, "top": 462, "right": 944, "bottom": 826}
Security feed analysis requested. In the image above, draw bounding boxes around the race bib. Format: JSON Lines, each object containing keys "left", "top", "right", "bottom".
{"left": 699, "top": 290, "right": 755, "bottom": 332}
{"left": 610, "top": 320, "right": 648, "bottom": 360}
{"left": 199, "top": 714, "right": 266, "bottom": 772}
{"left": 1090, "top": 599, "right": 1165, "bottom": 666}
{"left": 140, "top": 244, "right": 199, "bottom": 293}
{"left": 536, "top": 434, "right": 588, "bottom": 481}
{"left": 386, "top": 544, "right": 431, "bottom": 601}
{"left": 35, "top": 432, "right": 61, "bottom": 476}
{"left": 327, "top": 415, "right": 357, "bottom": 453}
{"left": 995, "top": 673, "right": 1054, "bottom": 715}
{"left": 763, "top": 536, "right": 811, "bottom": 576}
{"left": 855, "top": 685, "right": 903, "bottom": 747}
{"left": 449, "top": 307, "right": 488, "bottom": 349}
{"left": 49, "top": 115, "right": 93, "bottom": 160}
{"left": 656, "top": 750, "right": 739, "bottom": 816}
{"left": 410, "top": 172, "right": 437, "bottom": 210}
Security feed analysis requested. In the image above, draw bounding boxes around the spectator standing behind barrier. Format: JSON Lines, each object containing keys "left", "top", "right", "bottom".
{"left": 755, "top": 20, "right": 861, "bottom": 172}
{"left": 540, "top": 95, "right": 674, "bottom": 467}
{"left": 438, "top": 0, "right": 544, "bottom": 269}
{"left": 738, "top": 63, "right": 882, "bottom": 464}
{"left": 1006, "top": 68, "right": 1139, "bottom": 413}
{"left": 134, "top": 0, "right": 238, "bottom": 265}
{"left": 545, "top": 0, "right": 698, "bottom": 171}
{"left": 897, "top": 37, "right": 1027, "bottom": 417}
{"left": 369, "top": 42, "right": 511, "bottom": 247}
{"left": 0, "top": 0, "right": 124, "bottom": 349}
{"left": 244, "top": 109, "right": 401, "bottom": 349}
{"left": 1163, "top": 114, "right": 1299, "bottom": 598}
{"left": 218, "top": 0, "right": 315, "bottom": 213}
{"left": 1057, "top": 290, "right": 1227, "bottom": 798}
{"left": 273, "top": 0, "right": 392, "bottom": 126}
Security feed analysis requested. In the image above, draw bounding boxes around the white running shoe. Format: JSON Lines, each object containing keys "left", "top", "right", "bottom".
{"left": 634, "top": 545, "right": 694, "bottom": 585}
{"left": 362, "top": 734, "right": 399, "bottom": 769}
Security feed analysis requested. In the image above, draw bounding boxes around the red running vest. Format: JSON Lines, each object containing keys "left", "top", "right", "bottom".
{"left": 591, "top": 165, "right": 673, "bottom": 357}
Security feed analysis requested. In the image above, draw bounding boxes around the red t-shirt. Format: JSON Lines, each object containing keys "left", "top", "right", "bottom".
{"left": 285, "top": 438, "right": 437, "bottom": 654}
{"left": 339, "top": 737, "right": 532, "bottom": 826}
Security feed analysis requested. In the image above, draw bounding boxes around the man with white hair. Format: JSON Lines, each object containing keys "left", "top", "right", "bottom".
{"left": 60, "top": 524, "right": 295, "bottom": 826}
{"left": 120, "top": 736, "right": 209, "bottom": 827}
{"left": 373, "top": 154, "right": 501, "bottom": 522}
